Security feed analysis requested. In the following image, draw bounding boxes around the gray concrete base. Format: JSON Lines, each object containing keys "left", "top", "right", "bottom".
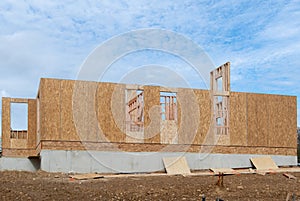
{"left": 0, "top": 157, "right": 40, "bottom": 172}
{"left": 40, "top": 150, "right": 297, "bottom": 173}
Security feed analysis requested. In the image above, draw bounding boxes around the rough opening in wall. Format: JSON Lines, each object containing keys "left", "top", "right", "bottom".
{"left": 217, "top": 77, "right": 223, "bottom": 91}
{"left": 216, "top": 117, "right": 224, "bottom": 126}
{"left": 217, "top": 95, "right": 223, "bottom": 103}
{"left": 10, "top": 102, "right": 28, "bottom": 139}
{"left": 160, "top": 92, "right": 177, "bottom": 121}
{"left": 210, "top": 63, "right": 230, "bottom": 137}
{"left": 126, "top": 89, "right": 144, "bottom": 132}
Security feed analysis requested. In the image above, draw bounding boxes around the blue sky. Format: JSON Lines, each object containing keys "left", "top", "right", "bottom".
{"left": 0, "top": 0, "right": 299, "bottom": 131}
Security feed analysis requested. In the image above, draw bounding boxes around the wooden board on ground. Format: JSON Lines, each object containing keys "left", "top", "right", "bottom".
{"left": 163, "top": 157, "right": 191, "bottom": 175}
{"left": 70, "top": 173, "right": 104, "bottom": 180}
{"left": 250, "top": 156, "right": 279, "bottom": 170}
{"left": 283, "top": 173, "right": 297, "bottom": 180}
{"left": 210, "top": 168, "right": 235, "bottom": 175}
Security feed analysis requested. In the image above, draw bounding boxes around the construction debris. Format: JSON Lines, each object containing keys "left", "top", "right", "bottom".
{"left": 210, "top": 168, "right": 235, "bottom": 175}
{"left": 162, "top": 157, "right": 191, "bottom": 175}
{"left": 69, "top": 173, "right": 104, "bottom": 180}
{"left": 250, "top": 156, "right": 279, "bottom": 171}
{"left": 283, "top": 173, "right": 297, "bottom": 180}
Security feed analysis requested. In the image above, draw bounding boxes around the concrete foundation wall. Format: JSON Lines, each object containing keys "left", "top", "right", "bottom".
{"left": 40, "top": 150, "right": 297, "bottom": 173}
{"left": 0, "top": 157, "right": 40, "bottom": 172}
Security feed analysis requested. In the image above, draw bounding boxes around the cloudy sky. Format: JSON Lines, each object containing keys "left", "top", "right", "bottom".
{"left": 0, "top": 0, "right": 299, "bottom": 132}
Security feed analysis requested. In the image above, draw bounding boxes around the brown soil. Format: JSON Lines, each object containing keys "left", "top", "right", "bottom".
{"left": 0, "top": 171, "right": 299, "bottom": 201}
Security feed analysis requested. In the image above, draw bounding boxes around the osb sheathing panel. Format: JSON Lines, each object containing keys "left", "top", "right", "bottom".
{"left": 160, "top": 120, "right": 178, "bottom": 144}
{"left": 247, "top": 94, "right": 269, "bottom": 147}
{"left": 73, "top": 80, "right": 101, "bottom": 141}
{"left": 10, "top": 139, "right": 27, "bottom": 149}
{"left": 268, "top": 95, "right": 297, "bottom": 148}
{"left": 28, "top": 99, "right": 37, "bottom": 148}
{"left": 125, "top": 131, "right": 144, "bottom": 143}
{"left": 31, "top": 79, "right": 297, "bottom": 154}
{"left": 177, "top": 88, "right": 200, "bottom": 144}
{"left": 216, "top": 134, "right": 231, "bottom": 146}
{"left": 229, "top": 92, "right": 247, "bottom": 146}
{"left": 60, "top": 80, "right": 79, "bottom": 141}
{"left": 39, "top": 78, "right": 61, "bottom": 141}
{"left": 2, "top": 98, "right": 10, "bottom": 149}
{"left": 96, "top": 82, "right": 126, "bottom": 142}
{"left": 193, "top": 89, "right": 212, "bottom": 145}
{"left": 2, "top": 148, "right": 37, "bottom": 157}
{"left": 144, "top": 86, "right": 160, "bottom": 143}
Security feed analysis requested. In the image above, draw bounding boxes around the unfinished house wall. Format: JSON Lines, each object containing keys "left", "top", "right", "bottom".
{"left": 1, "top": 98, "right": 37, "bottom": 157}
{"left": 228, "top": 92, "right": 297, "bottom": 156}
{"left": 39, "top": 79, "right": 128, "bottom": 150}
{"left": 2, "top": 62, "right": 297, "bottom": 173}
{"left": 35, "top": 78, "right": 297, "bottom": 156}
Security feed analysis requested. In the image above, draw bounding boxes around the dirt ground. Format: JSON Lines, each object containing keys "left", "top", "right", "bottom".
{"left": 0, "top": 170, "right": 299, "bottom": 201}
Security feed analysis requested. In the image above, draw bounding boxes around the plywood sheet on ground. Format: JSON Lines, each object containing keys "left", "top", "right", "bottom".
{"left": 163, "top": 157, "right": 191, "bottom": 175}
{"left": 250, "top": 156, "right": 279, "bottom": 170}
{"left": 69, "top": 174, "right": 104, "bottom": 180}
{"left": 210, "top": 168, "right": 235, "bottom": 175}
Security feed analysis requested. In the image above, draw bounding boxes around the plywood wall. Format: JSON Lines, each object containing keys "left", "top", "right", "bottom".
{"left": 267, "top": 95, "right": 297, "bottom": 148}
{"left": 177, "top": 88, "right": 199, "bottom": 144}
{"left": 229, "top": 92, "right": 296, "bottom": 149}
{"left": 27, "top": 99, "right": 37, "bottom": 148}
{"left": 72, "top": 80, "right": 99, "bottom": 142}
{"left": 39, "top": 78, "right": 61, "bottom": 141}
{"left": 96, "top": 82, "right": 126, "bottom": 142}
{"left": 247, "top": 94, "right": 269, "bottom": 146}
{"left": 230, "top": 92, "right": 247, "bottom": 146}
{"left": 143, "top": 86, "right": 160, "bottom": 143}
{"left": 1, "top": 97, "right": 10, "bottom": 149}
{"left": 193, "top": 89, "right": 212, "bottom": 145}
{"left": 35, "top": 78, "right": 297, "bottom": 152}
{"left": 39, "top": 79, "right": 127, "bottom": 143}
{"left": 60, "top": 80, "right": 79, "bottom": 141}
{"left": 2, "top": 97, "right": 37, "bottom": 155}
{"left": 160, "top": 120, "right": 178, "bottom": 144}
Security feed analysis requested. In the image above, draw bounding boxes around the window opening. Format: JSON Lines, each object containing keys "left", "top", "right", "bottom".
{"left": 10, "top": 103, "right": 28, "bottom": 139}
{"left": 160, "top": 92, "right": 177, "bottom": 121}
{"left": 126, "top": 90, "right": 144, "bottom": 132}
{"left": 210, "top": 62, "right": 230, "bottom": 135}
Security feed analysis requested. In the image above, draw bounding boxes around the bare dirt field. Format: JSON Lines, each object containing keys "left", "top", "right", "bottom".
{"left": 0, "top": 170, "right": 299, "bottom": 201}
